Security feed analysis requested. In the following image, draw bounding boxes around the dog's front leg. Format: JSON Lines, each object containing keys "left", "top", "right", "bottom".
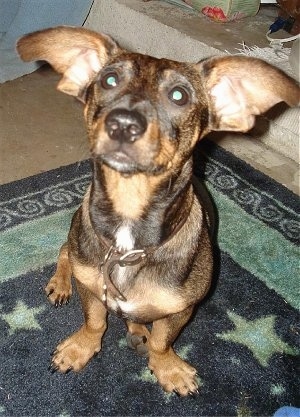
{"left": 45, "top": 242, "right": 72, "bottom": 306}
{"left": 148, "top": 306, "right": 198, "bottom": 396}
{"left": 50, "top": 280, "right": 107, "bottom": 373}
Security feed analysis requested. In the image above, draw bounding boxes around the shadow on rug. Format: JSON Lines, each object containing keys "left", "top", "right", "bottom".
{"left": 0, "top": 140, "right": 299, "bottom": 417}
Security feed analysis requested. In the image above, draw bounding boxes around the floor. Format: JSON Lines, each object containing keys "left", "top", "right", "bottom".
{"left": 0, "top": 3, "right": 298, "bottom": 194}
{"left": 117, "top": 0, "right": 282, "bottom": 54}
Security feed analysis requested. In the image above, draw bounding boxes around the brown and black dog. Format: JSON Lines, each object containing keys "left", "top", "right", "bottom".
{"left": 17, "top": 26, "right": 299, "bottom": 397}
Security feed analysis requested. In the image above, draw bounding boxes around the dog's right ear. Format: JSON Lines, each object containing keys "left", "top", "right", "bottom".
{"left": 17, "top": 26, "right": 121, "bottom": 101}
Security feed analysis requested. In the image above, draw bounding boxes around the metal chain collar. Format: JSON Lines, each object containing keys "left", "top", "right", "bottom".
{"left": 100, "top": 246, "right": 146, "bottom": 304}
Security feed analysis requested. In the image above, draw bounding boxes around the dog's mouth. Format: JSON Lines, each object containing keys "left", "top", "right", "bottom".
{"left": 99, "top": 151, "right": 138, "bottom": 174}
{"left": 97, "top": 151, "right": 165, "bottom": 176}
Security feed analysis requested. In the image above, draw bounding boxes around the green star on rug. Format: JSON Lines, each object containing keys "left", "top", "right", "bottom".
{"left": 217, "top": 311, "right": 298, "bottom": 367}
{"left": 0, "top": 300, "right": 45, "bottom": 335}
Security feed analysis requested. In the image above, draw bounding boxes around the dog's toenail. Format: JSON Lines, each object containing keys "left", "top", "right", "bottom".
{"left": 48, "top": 362, "right": 58, "bottom": 373}
{"left": 50, "top": 365, "right": 59, "bottom": 374}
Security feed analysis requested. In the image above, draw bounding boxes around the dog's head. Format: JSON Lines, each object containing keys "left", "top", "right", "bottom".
{"left": 17, "top": 26, "right": 300, "bottom": 176}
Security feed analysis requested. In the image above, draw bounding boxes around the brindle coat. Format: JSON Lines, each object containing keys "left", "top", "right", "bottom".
{"left": 17, "top": 27, "right": 300, "bottom": 396}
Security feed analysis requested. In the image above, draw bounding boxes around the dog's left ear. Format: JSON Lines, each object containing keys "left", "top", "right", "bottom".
{"left": 17, "top": 26, "right": 121, "bottom": 100}
{"left": 196, "top": 56, "right": 300, "bottom": 132}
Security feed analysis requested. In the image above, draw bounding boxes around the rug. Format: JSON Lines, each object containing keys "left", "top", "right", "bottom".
{"left": 0, "top": 140, "right": 299, "bottom": 417}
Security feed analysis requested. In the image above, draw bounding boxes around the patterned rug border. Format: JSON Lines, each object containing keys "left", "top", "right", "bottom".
{"left": 1, "top": 141, "right": 299, "bottom": 245}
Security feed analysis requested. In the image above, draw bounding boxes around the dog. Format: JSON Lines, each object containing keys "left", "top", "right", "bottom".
{"left": 17, "top": 26, "right": 300, "bottom": 397}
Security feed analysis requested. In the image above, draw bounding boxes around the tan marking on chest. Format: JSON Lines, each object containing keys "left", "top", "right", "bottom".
{"left": 109, "top": 285, "right": 187, "bottom": 321}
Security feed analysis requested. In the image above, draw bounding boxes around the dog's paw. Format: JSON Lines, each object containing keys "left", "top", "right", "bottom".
{"left": 45, "top": 274, "right": 72, "bottom": 307}
{"left": 149, "top": 350, "right": 199, "bottom": 397}
{"left": 49, "top": 329, "right": 101, "bottom": 373}
{"left": 126, "top": 331, "right": 149, "bottom": 357}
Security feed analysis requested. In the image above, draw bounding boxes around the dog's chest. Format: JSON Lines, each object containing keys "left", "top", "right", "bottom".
{"left": 104, "top": 283, "right": 186, "bottom": 323}
{"left": 101, "top": 225, "right": 186, "bottom": 321}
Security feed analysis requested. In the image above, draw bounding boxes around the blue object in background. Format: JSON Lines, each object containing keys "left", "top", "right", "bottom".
{"left": 0, "top": 0, "right": 94, "bottom": 83}
{"left": 274, "top": 407, "right": 300, "bottom": 417}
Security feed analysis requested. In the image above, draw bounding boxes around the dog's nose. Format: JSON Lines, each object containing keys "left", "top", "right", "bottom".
{"left": 105, "top": 109, "right": 147, "bottom": 142}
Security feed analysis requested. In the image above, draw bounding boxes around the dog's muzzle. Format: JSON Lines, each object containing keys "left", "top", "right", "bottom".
{"left": 98, "top": 107, "right": 161, "bottom": 174}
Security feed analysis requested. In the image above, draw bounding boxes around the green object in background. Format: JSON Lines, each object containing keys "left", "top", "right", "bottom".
{"left": 185, "top": 0, "right": 260, "bottom": 21}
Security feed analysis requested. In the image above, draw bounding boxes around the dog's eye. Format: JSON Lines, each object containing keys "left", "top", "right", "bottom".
{"left": 168, "top": 87, "right": 189, "bottom": 106}
{"left": 101, "top": 72, "right": 119, "bottom": 89}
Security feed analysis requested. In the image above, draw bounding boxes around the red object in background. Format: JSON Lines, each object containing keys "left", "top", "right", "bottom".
{"left": 201, "top": 6, "right": 227, "bottom": 21}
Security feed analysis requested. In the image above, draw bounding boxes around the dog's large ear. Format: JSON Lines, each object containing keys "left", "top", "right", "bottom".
{"left": 17, "top": 26, "right": 121, "bottom": 100}
{"left": 196, "top": 56, "right": 300, "bottom": 132}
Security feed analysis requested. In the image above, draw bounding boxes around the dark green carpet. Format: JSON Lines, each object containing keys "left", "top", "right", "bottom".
{"left": 0, "top": 140, "right": 299, "bottom": 417}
